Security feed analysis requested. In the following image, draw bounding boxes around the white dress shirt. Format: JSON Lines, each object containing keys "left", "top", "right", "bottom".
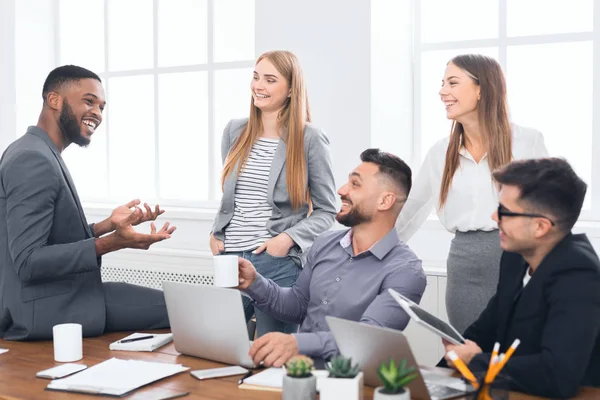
{"left": 397, "top": 124, "right": 549, "bottom": 242}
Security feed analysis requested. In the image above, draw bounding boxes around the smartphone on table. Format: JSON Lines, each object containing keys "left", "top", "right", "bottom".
{"left": 190, "top": 366, "right": 248, "bottom": 380}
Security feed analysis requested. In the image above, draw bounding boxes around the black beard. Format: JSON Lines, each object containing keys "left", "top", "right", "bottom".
{"left": 336, "top": 204, "right": 372, "bottom": 227}
{"left": 59, "top": 100, "right": 90, "bottom": 147}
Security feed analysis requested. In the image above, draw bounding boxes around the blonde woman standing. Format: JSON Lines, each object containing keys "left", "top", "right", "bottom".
{"left": 210, "top": 51, "right": 337, "bottom": 337}
{"left": 396, "top": 54, "right": 548, "bottom": 334}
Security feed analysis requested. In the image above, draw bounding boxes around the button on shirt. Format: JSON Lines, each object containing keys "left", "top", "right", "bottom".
{"left": 245, "top": 228, "right": 426, "bottom": 359}
{"left": 396, "top": 124, "right": 549, "bottom": 242}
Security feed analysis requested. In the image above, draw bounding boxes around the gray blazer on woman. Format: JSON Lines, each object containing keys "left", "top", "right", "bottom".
{"left": 212, "top": 118, "right": 337, "bottom": 266}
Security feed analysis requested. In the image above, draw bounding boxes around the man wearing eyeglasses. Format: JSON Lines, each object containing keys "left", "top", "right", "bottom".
{"left": 443, "top": 158, "right": 600, "bottom": 398}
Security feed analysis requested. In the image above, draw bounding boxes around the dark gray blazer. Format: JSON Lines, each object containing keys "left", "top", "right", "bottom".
{"left": 212, "top": 118, "right": 337, "bottom": 266}
{"left": 0, "top": 126, "right": 105, "bottom": 340}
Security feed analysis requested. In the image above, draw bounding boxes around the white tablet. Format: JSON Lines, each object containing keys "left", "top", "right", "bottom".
{"left": 388, "top": 288, "right": 466, "bottom": 345}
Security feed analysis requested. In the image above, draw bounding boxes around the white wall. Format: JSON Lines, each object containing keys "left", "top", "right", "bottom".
{"left": 256, "top": 0, "right": 372, "bottom": 189}
{"left": 371, "top": 0, "right": 414, "bottom": 163}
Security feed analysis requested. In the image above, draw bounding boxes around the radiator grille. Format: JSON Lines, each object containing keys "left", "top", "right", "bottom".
{"left": 101, "top": 266, "right": 214, "bottom": 290}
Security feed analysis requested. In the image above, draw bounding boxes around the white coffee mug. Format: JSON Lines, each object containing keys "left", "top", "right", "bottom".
{"left": 53, "top": 323, "right": 83, "bottom": 362}
{"left": 213, "top": 255, "right": 239, "bottom": 287}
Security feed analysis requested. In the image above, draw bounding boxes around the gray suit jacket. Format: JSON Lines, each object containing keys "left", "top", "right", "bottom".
{"left": 0, "top": 126, "right": 105, "bottom": 340}
{"left": 212, "top": 118, "right": 337, "bottom": 266}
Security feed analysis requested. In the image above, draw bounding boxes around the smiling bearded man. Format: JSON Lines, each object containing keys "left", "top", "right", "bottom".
{"left": 0, "top": 65, "right": 177, "bottom": 341}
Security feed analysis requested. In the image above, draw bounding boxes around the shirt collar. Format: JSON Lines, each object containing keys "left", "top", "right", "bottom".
{"left": 458, "top": 136, "right": 488, "bottom": 162}
{"left": 339, "top": 228, "right": 400, "bottom": 260}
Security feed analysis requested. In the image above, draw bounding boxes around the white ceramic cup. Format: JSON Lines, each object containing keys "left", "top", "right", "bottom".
{"left": 213, "top": 255, "right": 240, "bottom": 287}
{"left": 53, "top": 323, "right": 83, "bottom": 362}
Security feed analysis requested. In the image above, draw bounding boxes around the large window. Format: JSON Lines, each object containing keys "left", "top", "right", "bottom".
{"left": 56, "top": 0, "right": 255, "bottom": 206}
{"left": 414, "top": 0, "right": 596, "bottom": 216}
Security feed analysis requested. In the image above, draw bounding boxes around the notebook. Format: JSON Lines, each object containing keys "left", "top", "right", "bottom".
{"left": 239, "top": 367, "right": 329, "bottom": 392}
{"left": 109, "top": 333, "right": 173, "bottom": 352}
{"left": 46, "top": 358, "right": 188, "bottom": 397}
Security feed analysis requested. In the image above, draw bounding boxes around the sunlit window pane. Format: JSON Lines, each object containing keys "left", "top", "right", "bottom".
{"left": 107, "top": 76, "right": 155, "bottom": 199}
{"left": 59, "top": 0, "right": 105, "bottom": 72}
{"left": 63, "top": 110, "right": 109, "bottom": 199}
{"left": 213, "top": 0, "right": 255, "bottom": 62}
{"left": 158, "top": 72, "right": 208, "bottom": 200}
{"left": 507, "top": 0, "right": 593, "bottom": 37}
{"left": 213, "top": 68, "right": 253, "bottom": 200}
{"left": 420, "top": 0, "right": 498, "bottom": 43}
{"left": 108, "top": 0, "right": 153, "bottom": 71}
{"left": 158, "top": 0, "right": 208, "bottom": 67}
{"left": 507, "top": 41, "right": 592, "bottom": 209}
{"left": 419, "top": 48, "right": 499, "bottom": 163}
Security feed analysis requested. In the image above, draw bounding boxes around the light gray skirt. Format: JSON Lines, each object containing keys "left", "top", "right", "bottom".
{"left": 446, "top": 230, "right": 502, "bottom": 335}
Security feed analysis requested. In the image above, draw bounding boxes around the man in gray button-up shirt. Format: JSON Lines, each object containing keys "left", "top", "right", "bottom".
{"left": 237, "top": 149, "right": 427, "bottom": 366}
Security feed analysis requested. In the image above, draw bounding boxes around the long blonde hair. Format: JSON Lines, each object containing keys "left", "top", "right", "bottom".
{"left": 439, "top": 54, "right": 512, "bottom": 208}
{"left": 221, "top": 50, "right": 311, "bottom": 210}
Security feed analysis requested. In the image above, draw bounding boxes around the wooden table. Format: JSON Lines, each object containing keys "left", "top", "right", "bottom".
{"left": 0, "top": 331, "right": 597, "bottom": 399}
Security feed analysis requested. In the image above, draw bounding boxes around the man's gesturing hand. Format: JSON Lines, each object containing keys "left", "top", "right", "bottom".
{"left": 112, "top": 208, "right": 176, "bottom": 249}
{"left": 110, "top": 199, "right": 164, "bottom": 230}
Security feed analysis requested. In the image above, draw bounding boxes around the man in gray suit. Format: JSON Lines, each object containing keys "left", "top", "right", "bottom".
{"left": 0, "top": 65, "right": 176, "bottom": 340}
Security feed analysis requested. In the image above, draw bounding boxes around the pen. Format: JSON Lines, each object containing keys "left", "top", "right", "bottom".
{"left": 158, "top": 392, "right": 190, "bottom": 400}
{"left": 119, "top": 335, "right": 155, "bottom": 343}
{"left": 490, "top": 339, "right": 520, "bottom": 382}
{"left": 237, "top": 370, "right": 253, "bottom": 385}
{"left": 484, "top": 342, "right": 500, "bottom": 384}
{"left": 446, "top": 351, "right": 479, "bottom": 388}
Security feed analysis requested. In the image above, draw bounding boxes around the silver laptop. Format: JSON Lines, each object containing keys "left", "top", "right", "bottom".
{"left": 162, "top": 281, "right": 255, "bottom": 368}
{"left": 325, "top": 316, "right": 474, "bottom": 400}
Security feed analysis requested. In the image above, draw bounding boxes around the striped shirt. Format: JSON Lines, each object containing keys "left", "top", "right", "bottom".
{"left": 224, "top": 138, "right": 280, "bottom": 252}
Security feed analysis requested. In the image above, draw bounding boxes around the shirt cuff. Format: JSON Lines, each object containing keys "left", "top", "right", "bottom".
{"left": 245, "top": 273, "right": 270, "bottom": 304}
{"left": 292, "top": 332, "right": 324, "bottom": 357}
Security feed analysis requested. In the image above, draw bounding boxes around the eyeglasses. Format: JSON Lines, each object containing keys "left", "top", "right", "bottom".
{"left": 497, "top": 204, "right": 555, "bottom": 226}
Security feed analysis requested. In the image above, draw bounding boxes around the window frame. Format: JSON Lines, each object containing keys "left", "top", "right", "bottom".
{"left": 55, "top": 0, "right": 255, "bottom": 209}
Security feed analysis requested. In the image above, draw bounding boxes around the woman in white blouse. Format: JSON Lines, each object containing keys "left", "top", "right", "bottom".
{"left": 396, "top": 54, "right": 548, "bottom": 334}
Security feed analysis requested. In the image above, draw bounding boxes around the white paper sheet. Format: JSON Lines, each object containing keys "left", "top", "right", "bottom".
{"left": 47, "top": 357, "right": 188, "bottom": 396}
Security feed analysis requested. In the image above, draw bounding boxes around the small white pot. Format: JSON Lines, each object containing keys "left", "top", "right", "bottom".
{"left": 373, "top": 386, "right": 410, "bottom": 400}
{"left": 319, "top": 372, "right": 364, "bottom": 400}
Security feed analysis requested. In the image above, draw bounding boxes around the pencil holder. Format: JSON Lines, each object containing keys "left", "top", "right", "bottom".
{"left": 471, "top": 373, "right": 510, "bottom": 400}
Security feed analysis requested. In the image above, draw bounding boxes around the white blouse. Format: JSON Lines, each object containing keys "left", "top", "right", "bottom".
{"left": 396, "top": 124, "right": 549, "bottom": 242}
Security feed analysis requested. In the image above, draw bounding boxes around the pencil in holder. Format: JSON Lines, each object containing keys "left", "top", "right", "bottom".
{"left": 469, "top": 372, "right": 511, "bottom": 400}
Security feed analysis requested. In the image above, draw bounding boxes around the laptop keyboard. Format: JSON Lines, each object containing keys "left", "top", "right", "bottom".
{"left": 426, "top": 382, "right": 467, "bottom": 400}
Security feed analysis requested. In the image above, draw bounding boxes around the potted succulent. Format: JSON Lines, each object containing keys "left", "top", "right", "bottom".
{"left": 319, "top": 355, "right": 364, "bottom": 400}
{"left": 374, "top": 358, "right": 418, "bottom": 400}
{"left": 282, "top": 355, "right": 317, "bottom": 400}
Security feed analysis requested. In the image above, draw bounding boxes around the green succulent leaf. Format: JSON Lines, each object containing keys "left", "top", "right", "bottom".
{"left": 326, "top": 355, "right": 361, "bottom": 378}
{"left": 377, "top": 358, "right": 417, "bottom": 394}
